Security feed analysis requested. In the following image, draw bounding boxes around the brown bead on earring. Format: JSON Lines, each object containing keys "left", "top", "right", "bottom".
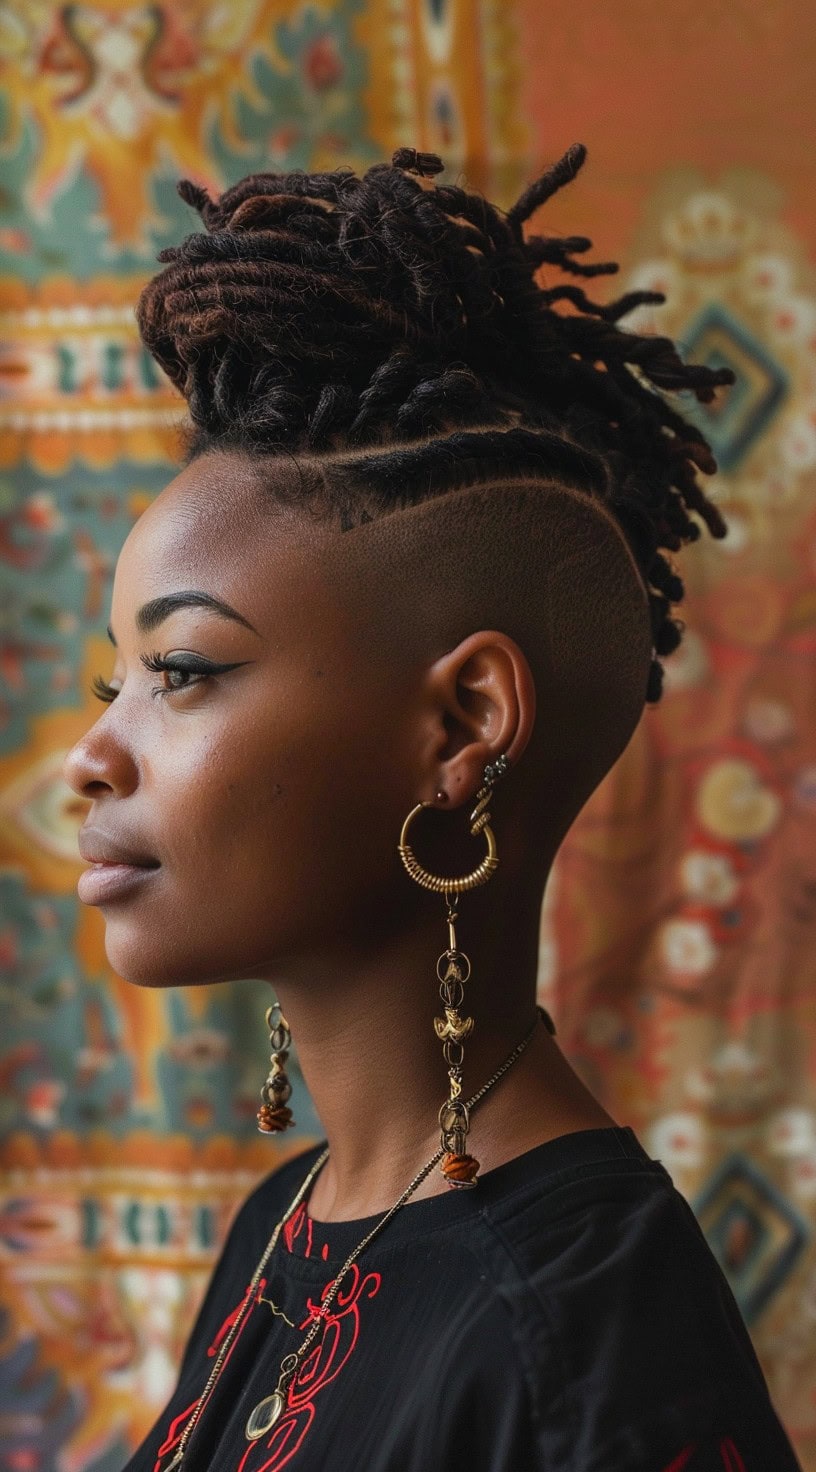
{"left": 257, "top": 1002, "right": 296, "bottom": 1133}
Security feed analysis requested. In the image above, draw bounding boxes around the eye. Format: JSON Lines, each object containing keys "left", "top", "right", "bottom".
{"left": 90, "top": 652, "right": 250, "bottom": 704}
{"left": 91, "top": 674, "right": 119, "bottom": 704}
{"left": 140, "top": 651, "right": 211, "bottom": 698}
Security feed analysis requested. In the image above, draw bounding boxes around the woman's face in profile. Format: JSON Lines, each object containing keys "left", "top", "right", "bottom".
{"left": 63, "top": 451, "right": 418, "bottom": 989}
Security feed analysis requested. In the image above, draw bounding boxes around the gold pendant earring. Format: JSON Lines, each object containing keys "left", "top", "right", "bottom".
{"left": 257, "top": 1002, "right": 296, "bottom": 1133}
{"left": 398, "top": 753, "right": 509, "bottom": 1188}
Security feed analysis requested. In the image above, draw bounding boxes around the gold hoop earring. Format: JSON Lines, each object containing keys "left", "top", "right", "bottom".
{"left": 398, "top": 753, "right": 509, "bottom": 1188}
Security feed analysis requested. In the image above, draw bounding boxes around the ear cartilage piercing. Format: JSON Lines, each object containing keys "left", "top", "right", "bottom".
{"left": 257, "top": 1003, "right": 296, "bottom": 1133}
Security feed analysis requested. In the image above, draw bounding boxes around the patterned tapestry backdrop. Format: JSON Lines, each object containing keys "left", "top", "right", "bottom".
{"left": 0, "top": 2, "right": 814, "bottom": 1468}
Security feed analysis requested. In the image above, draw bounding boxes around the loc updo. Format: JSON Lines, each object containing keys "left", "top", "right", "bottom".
{"left": 136, "top": 143, "right": 734, "bottom": 704}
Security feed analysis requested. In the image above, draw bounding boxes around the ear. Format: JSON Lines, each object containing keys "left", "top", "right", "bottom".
{"left": 420, "top": 629, "right": 536, "bottom": 806}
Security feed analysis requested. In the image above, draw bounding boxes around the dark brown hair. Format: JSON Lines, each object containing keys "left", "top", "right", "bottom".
{"left": 137, "top": 143, "right": 734, "bottom": 704}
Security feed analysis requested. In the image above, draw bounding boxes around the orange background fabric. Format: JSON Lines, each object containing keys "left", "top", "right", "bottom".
{"left": 0, "top": 3, "right": 814, "bottom": 1467}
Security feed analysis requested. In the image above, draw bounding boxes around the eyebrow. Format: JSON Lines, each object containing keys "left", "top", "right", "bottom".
{"left": 106, "top": 592, "right": 261, "bottom": 647}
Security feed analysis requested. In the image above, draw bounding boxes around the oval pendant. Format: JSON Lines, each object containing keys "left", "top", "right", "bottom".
{"left": 245, "top": 1391, "right": 285, "bottom": 1441}
{"left": 243, "top": 1389, "right": 284, "bottom": 1436}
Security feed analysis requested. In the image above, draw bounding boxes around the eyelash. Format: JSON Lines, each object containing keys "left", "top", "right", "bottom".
{"left": 91, "top": 651, "right": 216, "bottom": 704}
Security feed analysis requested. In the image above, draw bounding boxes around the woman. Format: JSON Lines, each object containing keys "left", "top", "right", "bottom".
{"left": 63, "top": 145, "right": 802, "bottom": 1471}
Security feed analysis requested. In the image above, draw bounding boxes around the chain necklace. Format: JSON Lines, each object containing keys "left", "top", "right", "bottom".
{"left": 160, "top": 1006, "right": 546, "bottom": 1469}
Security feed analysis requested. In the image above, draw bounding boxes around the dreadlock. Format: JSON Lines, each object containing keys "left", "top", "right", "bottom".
{"left": 137, "top": 142, "right": 734, "bottom": 705}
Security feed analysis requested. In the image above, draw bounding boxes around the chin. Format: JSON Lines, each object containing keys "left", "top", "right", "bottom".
{"left": 102, "top": 932, "right": 241, "bottom": 990}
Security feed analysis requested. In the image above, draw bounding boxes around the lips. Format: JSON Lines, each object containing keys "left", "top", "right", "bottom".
{"left": 78, "top": 826, "right": 159, "bottom": 868}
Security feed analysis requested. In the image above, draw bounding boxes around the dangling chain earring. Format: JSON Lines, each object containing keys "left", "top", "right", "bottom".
{"left": 398, "top": 753, "right": 510, "bottom": 1189}
{"left": 257, "top": 1002, "right": 296, "bottom": 1134}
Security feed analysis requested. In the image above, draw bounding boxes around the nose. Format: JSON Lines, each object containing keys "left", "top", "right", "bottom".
{"left": 62, "top": 720, "right": 139, "bottom": 801}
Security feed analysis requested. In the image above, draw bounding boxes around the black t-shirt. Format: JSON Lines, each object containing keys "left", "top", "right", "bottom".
{"left": 123, "top": 1126, "right": 801, "bottom": 1471}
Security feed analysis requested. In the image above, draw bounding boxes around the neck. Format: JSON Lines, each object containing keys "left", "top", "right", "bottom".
{"left": 264, "top": 874, "right": 615, "bottom": 1221}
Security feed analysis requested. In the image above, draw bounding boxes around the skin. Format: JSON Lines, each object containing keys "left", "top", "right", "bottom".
{"left": 63, "top": 449, "right": 617, "bottom": 1223}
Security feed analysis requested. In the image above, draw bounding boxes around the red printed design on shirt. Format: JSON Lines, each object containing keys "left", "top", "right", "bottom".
{"left": 235, "top": 1203, "right": 382, "bottom": 1471}
{"left": 662, "top": 1438, "right": 747, "bottom": 1471}
{"left": 154, "top": 1397, "right": 200, "bottom": 1472}
{"left": 154, "top": 1277, "right": 265, "bottom": 1472}
{"left": 156, "top": 1200, "right": 381, "bottom": 1472}
{"left": 282, "top": 1200, "right": 313, "bottom": 1258}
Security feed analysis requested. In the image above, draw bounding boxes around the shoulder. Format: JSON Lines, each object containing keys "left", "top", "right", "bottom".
{"left": 478, "top": 1151, "right": 737, "bottom": 1340}
{"left": 466, "top": 1140, "right": 799, "bottom": 1469}
{"left": 476, "top": 1158, "right": 745, "bottom": 1371}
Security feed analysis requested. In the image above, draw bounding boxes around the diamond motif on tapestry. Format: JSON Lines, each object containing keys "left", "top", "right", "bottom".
{"left": 694, "top": 1153, "right": 807, "bottom": 1322}
{"left": 679, "top": 302, "right": 789, "bottom": 471}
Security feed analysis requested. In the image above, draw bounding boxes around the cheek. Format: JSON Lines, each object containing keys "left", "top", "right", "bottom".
{"left": 97, "top": 683, "right": 411, "bottom": 987}
{"left": 212, "top": 718, "right": 399, "bottom": 908}
{"left": 202, "top": 691, "right": 411, "bottom": 935}
{"left": 91, "top": 729, "right": 294, "bottom": 986}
